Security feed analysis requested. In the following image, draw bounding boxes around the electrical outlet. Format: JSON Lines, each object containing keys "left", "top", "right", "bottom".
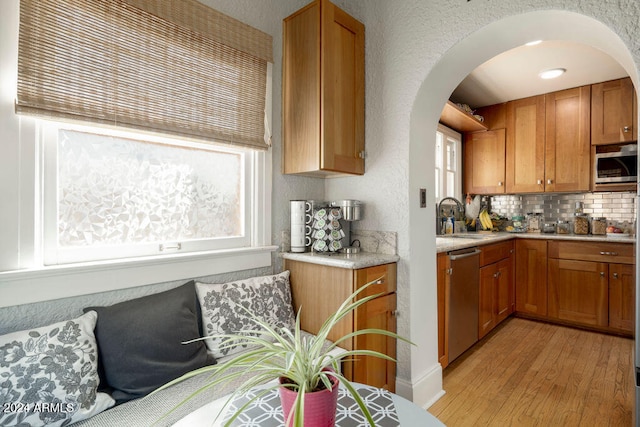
{"left": 420, "top": 188, "right": 427, "bottom": 208}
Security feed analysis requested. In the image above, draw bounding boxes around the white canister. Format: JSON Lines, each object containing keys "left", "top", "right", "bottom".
{"left": 290, "top": 201, "right": 307, "bottom": 252}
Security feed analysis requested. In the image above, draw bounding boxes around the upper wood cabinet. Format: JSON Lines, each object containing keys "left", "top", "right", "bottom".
{"left": 591, "top": 77, "right": 637, "bottom": 145}
{"left": 282, "top": 0, "right": 365, "bottom": 177}
{"left": 463, "top": 129, "right": 506, "bottom": 194}
{"left": 506, "top": 95, "right": 546, "bottom": 193}
{"left": 544, "top": 86, "right": 591, "bottom": 192}
{"left": 502, "top": 87, "right": 591, "bottom": 193}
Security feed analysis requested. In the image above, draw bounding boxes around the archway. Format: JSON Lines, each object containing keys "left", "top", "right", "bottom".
{"left": 407, "top": 10, "right": 639, "bottom": 408}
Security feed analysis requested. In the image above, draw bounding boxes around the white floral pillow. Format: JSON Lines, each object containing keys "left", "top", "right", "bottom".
{"left": 0, "top": 311, "right": 115, "bottom": 427}
{"left": 196, "top": 271, "right": 295, "bottom": 359}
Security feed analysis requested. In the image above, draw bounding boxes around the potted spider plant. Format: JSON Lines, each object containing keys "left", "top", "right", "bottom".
{"left": 153, "top": 278, "right": 412, "bottom": 427}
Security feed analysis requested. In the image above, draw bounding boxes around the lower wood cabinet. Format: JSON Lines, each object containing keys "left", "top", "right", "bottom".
{"left": 436, "top": 253, "right": 449, "bottom": 368}
{"left": 284, "top": 259, "right": 397, "bottom": 391}
{"left": 545, "top": 240, "right": 635, "bottom": 335}
{"left": 479, "top": 242, "right": 514, "bottom": 339}
{"left": 609, "top": 263, "right": 635, "bottom": 333}
{"left": 548, "top": 259, "right": 608, "bottom": 327}
{"left": 515, "top": 239, "right": 548, "bottom": 316}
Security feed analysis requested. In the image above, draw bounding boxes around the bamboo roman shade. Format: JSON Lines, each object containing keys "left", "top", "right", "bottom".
{"left": 17, "top": 0, "right": 273, "bottom": 150}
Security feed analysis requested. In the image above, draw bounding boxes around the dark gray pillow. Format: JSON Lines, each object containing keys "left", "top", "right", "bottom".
{"left": 85, "top": 281, "right": 214, "bottom": 403}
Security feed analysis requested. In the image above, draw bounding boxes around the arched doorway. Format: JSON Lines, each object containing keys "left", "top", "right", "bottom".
{"left": 407, "top": 10, "right": 639, "bottom": 408}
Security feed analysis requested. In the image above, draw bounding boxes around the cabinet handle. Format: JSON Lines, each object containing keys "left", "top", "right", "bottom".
{"left": 547, "top": 179, "right": 553, "bottom": 185}
{"left": 375, "top": 278, "right": 385, "bottom": 285}
{"left": 391, "top": 310, "right": 399, "bottom": 317}
{"left": 537, "top": 179, "right": 543, "bottom": 185}
{"left": 358, "top": 151, "right": 367, "bottom": 159}
{"left": 623, "top": 126, "right": 630, "bottom": 133}
{"left": 600, "top": 272, "right": 606, "bottom": 278}
{"left": 613, "top": 273, "right": 619, "bottom": 279}
{"left": 497, "top": 181, "right": 503, "bottom": 186}
{"left": 599, "top": 251, "right": 618, "bottom": 256}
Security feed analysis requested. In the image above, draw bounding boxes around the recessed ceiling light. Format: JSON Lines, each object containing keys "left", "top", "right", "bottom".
{"left": 539, "top": 68, "right": 566, "bottom": 79}
{"left": 525, "top": 40, "right": 543, "bottom": 46}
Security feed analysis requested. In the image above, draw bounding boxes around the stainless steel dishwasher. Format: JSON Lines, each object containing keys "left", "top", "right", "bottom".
{"left": 448, "top": 247, "right": 481, "bottom": 364}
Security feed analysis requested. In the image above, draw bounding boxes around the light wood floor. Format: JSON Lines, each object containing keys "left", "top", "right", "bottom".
{"left": 428, "top": 317, "right": 634, "bottom": 426}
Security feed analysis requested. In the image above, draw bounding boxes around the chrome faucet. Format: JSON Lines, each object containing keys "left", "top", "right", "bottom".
{"left": 437, "top": 197, "right": 465, "bottom": 235}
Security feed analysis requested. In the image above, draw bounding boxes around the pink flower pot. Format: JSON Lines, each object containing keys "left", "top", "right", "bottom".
{"left": 278, "top": 373, "right": 340, "bottom": 427}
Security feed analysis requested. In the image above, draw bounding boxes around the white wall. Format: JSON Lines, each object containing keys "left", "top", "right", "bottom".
{"left": 326, "top": 0, "right": 640, "bottom": 408}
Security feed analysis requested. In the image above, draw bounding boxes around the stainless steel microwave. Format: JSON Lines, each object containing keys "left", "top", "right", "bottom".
{"left": 594, "top": 146, "right": 638, "bottom": 184}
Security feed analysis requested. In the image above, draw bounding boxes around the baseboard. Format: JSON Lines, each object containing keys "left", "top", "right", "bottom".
{"left": 395, "top": 362, "right": 444, "bottom": 409}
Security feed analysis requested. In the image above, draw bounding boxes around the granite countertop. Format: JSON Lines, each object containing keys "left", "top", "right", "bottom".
{"left": 281, "top": 251, "right": 400, "bottom": 269}
{"left": 436, "top": 231, "right": 636, "bottom": 253}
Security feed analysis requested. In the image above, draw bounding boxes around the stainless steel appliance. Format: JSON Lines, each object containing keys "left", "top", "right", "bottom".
{"left": 448, "top": 247, "right": 481, "bottom": 363}
{"left": 330, "top": 200, "right": 363, "bottom": 252}
{"left": 594, "top": 144, "right": 637, "bottom": 184}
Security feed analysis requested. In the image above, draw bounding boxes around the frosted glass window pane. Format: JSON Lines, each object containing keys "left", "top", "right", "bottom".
{"left": 57, "top": 130, "right": 243, "bottom": 247}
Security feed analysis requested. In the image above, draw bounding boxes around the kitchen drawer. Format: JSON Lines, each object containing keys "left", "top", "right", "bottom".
{"left": 355, "top": 263, "right": 397, "bottom": 298}
{"left": 548, "top": 240, "right": 635, "bottom": 264}
{"left": 480, "top": 240, "right": 514, "bottom": 267}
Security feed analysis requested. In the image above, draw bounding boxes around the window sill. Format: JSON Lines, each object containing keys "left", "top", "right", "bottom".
{"left": 0, "top": 245, "right": 278, "bottom": 308}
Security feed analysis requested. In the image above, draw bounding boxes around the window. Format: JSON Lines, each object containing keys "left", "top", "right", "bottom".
{"left": 13, "top": 0, "right": 274, "bottom": 267}
{"left": 1, "top": 0, "right": 275, "bottom": 306}
{"left": 435, "top": 124, "right": 462, "bottom": 203}
{"left": 42, "top": 123, "right": 254, "bottom": 265}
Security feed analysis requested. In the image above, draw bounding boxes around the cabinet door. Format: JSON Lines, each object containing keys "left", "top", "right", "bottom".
{"left": 285, "top": 260, "right": 353, "bottom": 348}
{"left": 283, "top": 0, "right": 364, "bottom": 176}
{"left": 609, "top": 263, "right": 635, "bottom": 334}
{"left": 282, "top": 2, "right": 321, "bottom": 175}
{"left": 463, "top": 129, "right": 506, "bottom": 194}
{"left": 548, "top": 259, "right": 608, "bottom": 327}
{"left": 478, "top": 264, "right": 497, "bottom": 339}
{"left": 495, "top": 256, "right": 514, "bottom": 324}
{"left": 545, "top": 86, "right": 591, "bottom": 192}
{"left": 515, "top": 239, "right": 548, "bottom": 316}
{"left": 437, "top": 253, "right": 449, "bottom": 368}
{"left": 591, "top": 77, "right": 636, "bottom": 145}
{"left": 506, "top": 95, "right": 546, "bottom": 193}
{"left": 479, "top": 256, "right": 513, "bottom": 340}
{"left": 321, "top": 0, "right": 365, "bottom": 174}
{"left": 353, "top": 293, "right": 397, "bottom": 392}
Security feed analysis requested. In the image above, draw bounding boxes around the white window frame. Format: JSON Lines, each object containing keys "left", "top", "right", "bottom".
{"left": 0, "top": 4, "right": 275, "bottom": 307}
{"left": 435, "top": 124, "right": 462, "bottom": 203}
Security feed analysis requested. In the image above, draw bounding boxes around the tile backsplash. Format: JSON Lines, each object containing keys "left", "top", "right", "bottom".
{"left": 491, "top": 192, "right": 637, "bottom": 224}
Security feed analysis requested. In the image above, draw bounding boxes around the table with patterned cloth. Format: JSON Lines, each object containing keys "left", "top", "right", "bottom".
{"left": 173, "top": 382, "right": 444, "bottom": 426}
